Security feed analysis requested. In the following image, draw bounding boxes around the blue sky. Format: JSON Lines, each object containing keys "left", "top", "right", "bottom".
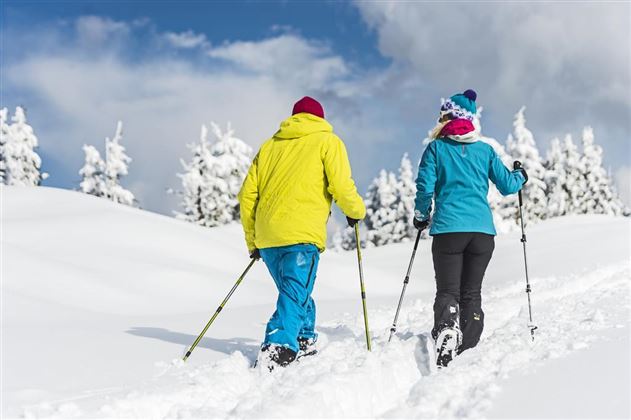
{"left": 4, "top": 1, "right": 384, "bottom": 66}
{"left": 3, "top": 1, "right": 630, "bottom": 213}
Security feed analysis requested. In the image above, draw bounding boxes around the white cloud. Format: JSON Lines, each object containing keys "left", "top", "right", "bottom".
{"left": 75, "top": 16, "right": 130, "bottom": 44}
{"left": 10, "top": 8, "right": 628, "bottom": 219}
{"left": 8, "top": 56, "right": 298, "bottom": 212}
{"left": 163, "top": 30, "right": 209, "bottom": 49}
{"left": 355, "top": 2, "right": 631, "bottom": 168}
{"left": 5, "top": 22, "right": 369, "bottom": 214}
{"left": 207, "top": 35, "right": 349, "bottom": 90}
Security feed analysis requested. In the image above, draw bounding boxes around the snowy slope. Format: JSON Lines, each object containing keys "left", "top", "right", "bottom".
{"left": 2, "top": 186, "right": 630, "bottom": 418}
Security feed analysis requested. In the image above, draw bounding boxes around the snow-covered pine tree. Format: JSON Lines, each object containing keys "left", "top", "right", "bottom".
{"left": 505, "top": 107, "right": 547, "bottom": 224}
{"left": 2, "top": 106, "right": 47, "bottom": 186}
{"left": 330, "top": 223, "right": 344, "bottom": 251}
{"left": 176, "top": 122, "right": 252, "bottom": 227}
{"left": 336, "top": 168, "right": 400, "bottom": 250}
{"left": 335, "top": 222, "right": 369, "bottom": 250}
{"left": 578, "top": 126, "right": 626, "bottom": 216}
{"left": 394, "top": 153, "right": 418, "bottom": 241}
{"left": 335, "top": 227, "right": 353, "bottom": 251}
{"left": 364, "top": 169, "right": 401, "bottom": 246}
{"left": 560, "top": 134, "right": 585, "bottom": 214}
{"left": 207, "top": 122, "right": 252, "bottom": 222}
{"left": 79, "top": 145, "right": 107, "bottom": 197}
{"left": 104, "top": 121, "right": 135, "bottom": 206}
{"left": 479, "top": 133, "right": 519, "bottom": 232}
{"left": 176, "top": 124, "right": 214, "bottom": 225}
{"left": 543, "top": 138, "right": 567, "bottom": 218}
{"left": 0, "top": 108, "right": 9, "bottom": 184}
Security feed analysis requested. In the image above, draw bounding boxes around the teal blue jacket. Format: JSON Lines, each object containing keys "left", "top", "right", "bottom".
{"left": 414, "top": 138, "right": 525, "bottom": 236}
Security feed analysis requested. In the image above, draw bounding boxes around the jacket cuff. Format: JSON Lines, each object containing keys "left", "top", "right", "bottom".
{"left": 414, "top": 209, "right": 430, "bottom": 221}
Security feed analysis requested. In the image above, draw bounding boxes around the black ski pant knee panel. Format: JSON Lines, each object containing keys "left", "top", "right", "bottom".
{"left": 431, "top": 232, "right": 494, "bottom": 351}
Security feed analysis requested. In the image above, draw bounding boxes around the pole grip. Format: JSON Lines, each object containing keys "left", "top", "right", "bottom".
{"left": 513, "top": 161, "right": 524, "bottom": 207}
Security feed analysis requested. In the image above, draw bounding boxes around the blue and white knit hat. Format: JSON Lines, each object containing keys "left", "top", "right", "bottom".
{"left": 439, "top": 89, "right": 477, "bottom": 121}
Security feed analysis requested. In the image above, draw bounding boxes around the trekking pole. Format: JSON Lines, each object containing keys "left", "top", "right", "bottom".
{"left": 183, "top": 257, "right": 258, "bottom": 361}
{"left": 388, "top": 229, "right": 422, "bottom": 342}
{"left": 354, "top": 224, "right": 372, "bottom": 351}
{"left": 514, "top": 161, "right": 537, "bottom": 341}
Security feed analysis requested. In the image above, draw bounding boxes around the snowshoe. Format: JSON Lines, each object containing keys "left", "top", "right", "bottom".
{"left": 435, "top": 327, "right": 462, "bottom": 368}
{"left": 297, "top": 337, "right": 318, "bottom": 360}
{"left": 255, "top": 344, "right": 297, "bottom": 372}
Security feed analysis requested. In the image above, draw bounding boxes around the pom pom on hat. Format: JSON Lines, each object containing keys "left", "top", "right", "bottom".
{"left": 463, "top": 89, "right": 477, "bottom": 102}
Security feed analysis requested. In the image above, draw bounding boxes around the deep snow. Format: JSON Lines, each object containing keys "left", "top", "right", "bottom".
{"left": 2, "top": 186, "right": 630, "bottom": 418}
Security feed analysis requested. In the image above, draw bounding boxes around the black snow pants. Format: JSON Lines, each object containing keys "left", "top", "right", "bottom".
{"left": 431, "top": 232, "right": 495, "bottom": 353}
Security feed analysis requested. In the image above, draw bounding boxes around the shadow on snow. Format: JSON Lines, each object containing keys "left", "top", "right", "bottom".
{"left": 126, "top": 326, "right": 260, "bottom": 360}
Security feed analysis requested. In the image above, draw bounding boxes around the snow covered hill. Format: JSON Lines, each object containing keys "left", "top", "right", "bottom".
{"left": 2, "top": 187, "right": 630, "bottom": 418}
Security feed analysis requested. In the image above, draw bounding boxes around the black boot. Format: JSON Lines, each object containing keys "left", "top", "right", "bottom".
{"left": 434, "top": 326, "right": 462, "bottom": 368}
{"left": 431, "top": 301, "right": 462, "bottom": 368}
{"left": 297, "top": 337, "right": 318, "bottom": 360}
{"left": 256, "top": 344, "right": 297, "bottom": 371}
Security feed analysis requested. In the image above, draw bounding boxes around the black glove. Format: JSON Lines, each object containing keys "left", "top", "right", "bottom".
{"left": 413, "top": 217, "right": 430, "bottom": 231}
{"left": 513, "top": 160, "right": 528, "bottom": 184}
{"left": 250, "top": 249, "right": 261, "bottom": 260}
{"left": 346, "top": 217, "right": 360, "bottom": 227}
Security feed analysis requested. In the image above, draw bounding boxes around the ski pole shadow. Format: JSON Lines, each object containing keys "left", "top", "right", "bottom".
{"left": 126, "top": 327, "right": 260, "bottom": 360}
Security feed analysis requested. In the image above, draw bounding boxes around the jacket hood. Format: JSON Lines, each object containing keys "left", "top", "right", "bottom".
{"left": 274, "top": 113, "right": 332, "bottom": 140}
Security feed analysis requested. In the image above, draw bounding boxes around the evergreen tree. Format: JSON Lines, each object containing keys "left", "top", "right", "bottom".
{"left": 176, "top": 122, "right": 252, "bottom": 227}
{"left": 176, "top": 124, "right": 213, "bottom": 225}
{"left": 560, "top": 134, "right": 585, "bottom": 214}
{"left": 1, "top": 106, "right": 47, "bottom": 186}
{"left": 79, "top": 145, "right": 107, "bottom": 197}
{"left": 364, "top": 169, "right": 401, "bottom": 246}
{"left": 337, "top": 167, "right": 401, "bottom": 250}
{"left": 543, "top": 138, "right": 567, "bottom": 218}
{"left": 0, "top": 108, "right": 8, "bottom": 184}
{"left": 78, "top": 121, "right": 135, "bottom": 206}
{"left": 335, "top": 226, "right": 354, "bottom": 251}
{"left": 395, "top": 153, "right": 418, "bottom": 241}
{"left": 505, "top": 107, "right": 547, "bottom": 224}
{"left": 340, "top": 158, "right": 418, "bottom": 249}
{"left": 208, "top": 122, "right": 252, "bottom": 222}
{"left": 104, "top": 121, "right": 135, "bottom": 206}
{"left": 479, "top": 133, "right": 519, "bottom": 232}
{"left": 578, "top": 126, "right": 626, "bottom": 215}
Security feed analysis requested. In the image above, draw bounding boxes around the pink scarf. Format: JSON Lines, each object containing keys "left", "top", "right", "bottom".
{"left": 439, "top": 119, "right": 475, "bottom": 138}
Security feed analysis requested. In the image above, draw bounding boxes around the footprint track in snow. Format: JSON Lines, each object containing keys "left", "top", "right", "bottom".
{"left": 24, "top": 263, "right": 630, "bottom": 419}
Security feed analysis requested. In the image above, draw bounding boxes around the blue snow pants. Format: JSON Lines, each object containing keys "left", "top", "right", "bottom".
{"left": 259, "top": 244, "right": 320, "bottom": 353}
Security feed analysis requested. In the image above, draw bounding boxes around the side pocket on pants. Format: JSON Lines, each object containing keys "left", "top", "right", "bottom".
{"left": 303, "top": 254, "right": 316, "bottom": 306}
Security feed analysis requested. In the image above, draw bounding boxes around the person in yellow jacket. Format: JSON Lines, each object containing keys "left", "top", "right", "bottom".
{"left": 238, "top": 96, "right": 365, "bottom": 369}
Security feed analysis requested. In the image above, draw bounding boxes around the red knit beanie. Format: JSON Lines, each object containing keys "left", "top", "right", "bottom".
{"left": 292, "top": 96, "right": 324, "bottom": 119}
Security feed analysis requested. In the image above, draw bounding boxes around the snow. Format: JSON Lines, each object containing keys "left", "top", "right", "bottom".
{"left": 488, "top": 326, "right": 630, "bottom": 419}
{"left": 2, "top": 186, "right": 630, "bottom": 418}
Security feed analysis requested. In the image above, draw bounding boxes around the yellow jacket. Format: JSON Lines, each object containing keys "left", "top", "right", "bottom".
{"left": 238, "top": 113, "right": 366, "bottom": 252}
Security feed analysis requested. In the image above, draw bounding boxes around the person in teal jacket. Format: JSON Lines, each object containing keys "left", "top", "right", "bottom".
{"left": 414, "top": 89, "right": 527, "bottom": 367}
